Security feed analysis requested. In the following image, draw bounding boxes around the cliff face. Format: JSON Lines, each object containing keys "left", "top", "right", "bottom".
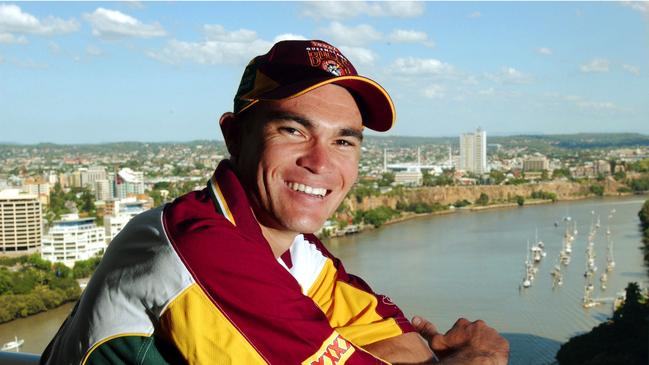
{"left": 347, "top": 178, "right": 625, "bottom": 212}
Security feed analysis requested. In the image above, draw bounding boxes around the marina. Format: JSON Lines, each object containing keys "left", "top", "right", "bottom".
{"left": 326, "top": 195, "right": 649, "bottom": 365}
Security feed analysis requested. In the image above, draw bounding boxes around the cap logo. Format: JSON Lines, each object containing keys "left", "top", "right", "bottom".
{"left": 306, "top": 45, "right": 353, "bottom": 77}
{"left": 324, "top": 61, "right": 342, "bottom": 76}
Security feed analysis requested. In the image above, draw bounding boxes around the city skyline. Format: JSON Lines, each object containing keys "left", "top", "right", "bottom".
{"left": 1, "top": 1, "right": 648, "bottom": 144}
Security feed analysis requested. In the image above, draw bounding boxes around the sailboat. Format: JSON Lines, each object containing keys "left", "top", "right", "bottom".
{"left": 1, "top": 336, "right": 24, "bottom": 352}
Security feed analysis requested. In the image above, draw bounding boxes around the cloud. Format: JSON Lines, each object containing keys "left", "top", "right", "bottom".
{"left": 86, "top": 45, "right": 104, "bottom": 57}
{"left": 0, "top": 32, "right": 27, "bottom": 44}
{"left": 147, "top": 36, "right": 272, "bottom": 66}
{"left": 122, "top": 1, "right": 145, "bottom": 10}
{"left": 537, "top": 47, "right": 552, "bottom": 55}
{"left": 423, "top": 84, "right": 445, "bottom": 99}
{"left": 580, "top": 58, "right": 609, "bottom": 73}
{"left": 622, "top": 1, "right": 649, "bottom": 14}
{"left": 203, "top": 24, "right": 257, "bottom": 42}
{"left": 546, "top": 92, "right": 625, "bottom": 113}
{"left": 301, "top": 1, "right": 424, "bottom": 20}
{"left": 339, "top": 46, "right": 377, "bottom": 66}
{"left": 84, "top": 8, "right": 166, "bottom": 39}
{"left": 622, "top": 63, "right": 640, "bottom": 76}
{"left": 391, "top": 57, "right": 455, "bottom": 76}
{"left": 273, "top": 33, "right": 307, "bottom": 43}
{"left": 468, "top": 11, "right": 482, "bottom": 18}
{"left": 485, "top": 67, "right": 533, "bottom": 83}
{"left": 388, "top": 29, "right": 434, "bottom": 48}
{"left": 0, "top": 4, "right": 79, "bottom": 37}
{"left": 478, "top": 88, "right": 495, "bottom": 96}
{"left": 576, "top": 101, "right": 620, "bottom": 111}
{"left": 320, "top": 22, "right": 381, "bottom": 46}
{"left": 48, "top": 41, "right": 61, "bottom": 54}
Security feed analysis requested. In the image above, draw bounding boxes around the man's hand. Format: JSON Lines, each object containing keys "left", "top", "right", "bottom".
{"left": 412, "top": 316, "right": 509, "bottom": 365}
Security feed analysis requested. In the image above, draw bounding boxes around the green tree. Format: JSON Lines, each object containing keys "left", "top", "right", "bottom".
{"left": 515, "top": 195, "right": 525, "bottom": 206}
{"left": 378, "top": 172, "right": 395, "bottom": 187}
{"left": 613, "top": 170, "right": 626, "bottom": 181}
{"left": 639, "top": 199, "right": 649, "bottom": 231}
{"left": 552, "top": 168, "right": 572, "bottom": 180}
{"left": 589, "top": 184, "right": 605, "bottom": 197}
{"left": 489, "top": 170, "right": 506, "bottom": 185}
{"left": 557, "top": 282, "right": 649, "bottom": 365}
{"left": 77, "top": 189, "right": 96, "bottom": 216}
{"left": 476, "top": 193, "right": 489, "bottom": 206}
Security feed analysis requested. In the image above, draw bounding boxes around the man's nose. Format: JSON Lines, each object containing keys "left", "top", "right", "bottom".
{"left": 296, "top": 141, "right": 332, "bottom": 174}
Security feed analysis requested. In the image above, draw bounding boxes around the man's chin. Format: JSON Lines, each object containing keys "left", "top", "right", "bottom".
{"left": 285, "top": 218, "right": 327, "bottom": 235}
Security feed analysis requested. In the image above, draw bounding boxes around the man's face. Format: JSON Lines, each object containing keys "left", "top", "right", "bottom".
{"left": 234, "top": 84, "right": 363, "bottom": 235}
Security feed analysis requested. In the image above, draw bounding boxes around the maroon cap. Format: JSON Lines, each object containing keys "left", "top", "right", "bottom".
{"left": 234, "top": 40, "right": 395, "bottom": 132}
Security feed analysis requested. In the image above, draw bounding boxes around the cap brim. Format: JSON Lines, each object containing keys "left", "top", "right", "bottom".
{"left": 240, "top": 75, "right": 395, "bottom": 132}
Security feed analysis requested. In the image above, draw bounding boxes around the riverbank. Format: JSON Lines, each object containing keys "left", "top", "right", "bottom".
{"left": 324, "top": 191, "right": 645, "bottom": 240}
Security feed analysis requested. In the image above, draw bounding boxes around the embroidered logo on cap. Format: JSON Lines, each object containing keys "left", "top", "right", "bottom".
{"left": 306, "top": 42, "right": 352, "bottom": 77}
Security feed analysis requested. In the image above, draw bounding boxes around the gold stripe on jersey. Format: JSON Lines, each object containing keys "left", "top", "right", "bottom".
{"left": 307, "top": 259, "right": 403, "bottom": 347}
{"left": 158, "top": 283, "right": 266, "bottom": 364}
{"left": 210, "top": 175, "right": 236, "bottom": 226}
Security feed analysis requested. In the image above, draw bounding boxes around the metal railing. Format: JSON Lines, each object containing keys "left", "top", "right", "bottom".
{"left": 0, "top": 352, "right": 39, "bottom": 365}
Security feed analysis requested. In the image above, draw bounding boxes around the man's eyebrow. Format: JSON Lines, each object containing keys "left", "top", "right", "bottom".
{"left": 340, "top": 128, "right": 364, "bottom": 142}
{"left": 266, "top": 111, "right": 313, "bottom": 129}
{"left": 266, "top": 110, "right": 363, "bottom": 142}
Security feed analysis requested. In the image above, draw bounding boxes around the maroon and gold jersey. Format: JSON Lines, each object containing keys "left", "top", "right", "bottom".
{"left": 41, "top": 160, "right": 415, "bottom": 364}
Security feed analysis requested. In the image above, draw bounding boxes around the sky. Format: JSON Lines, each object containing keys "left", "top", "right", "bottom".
{"left": 1, "top": 1, "right": 648, "bottom": 144}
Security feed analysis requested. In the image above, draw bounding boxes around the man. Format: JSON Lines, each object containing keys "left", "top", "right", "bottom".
{"left": 41, "top": 40, "right": 508, "bottom": 364}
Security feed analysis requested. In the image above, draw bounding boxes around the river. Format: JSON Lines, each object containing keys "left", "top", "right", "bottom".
{"left": 1, "top": 196, "right": 647, "bottom": 364}
{"left": 325, "top": 195, "right": 649, "bottom": 364}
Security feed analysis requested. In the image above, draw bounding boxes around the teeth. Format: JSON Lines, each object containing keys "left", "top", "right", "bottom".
{"left": 288, "top": 182, "right": 327, "bottom": 197}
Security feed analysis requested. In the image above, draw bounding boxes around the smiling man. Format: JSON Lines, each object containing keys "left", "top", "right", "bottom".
{"left": 41, "top": 40, "right": 508, "bottom": 365}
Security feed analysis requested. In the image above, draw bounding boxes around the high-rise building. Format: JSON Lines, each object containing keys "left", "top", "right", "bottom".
{"left": 113, "top": 168, "right": 145, "bottom": 199}
{"left": 21, "top": 179, "right": 51, "bottom": 205}
{"left": 0, "top": 189, "right": 42, "bottom": 254}
{"left": 95, "top": 179, "right": 111, "bottom": 201}
{"left": 85, "top": 166, "right": 107, "bottom": 189}
{"left": 41, "top": 214, "right": 105, "bottom": 267}
{"left": 459, "top": 127, "right": 487, "bottom": 174}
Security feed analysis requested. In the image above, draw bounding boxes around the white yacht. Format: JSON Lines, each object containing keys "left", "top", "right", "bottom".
{"left": 1, "top": 336, "right": 24, "bottom": 352}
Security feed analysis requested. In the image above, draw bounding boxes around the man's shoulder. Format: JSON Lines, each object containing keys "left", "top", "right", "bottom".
{"left": 163, "top": 188, "right": 238, "bottom": 236}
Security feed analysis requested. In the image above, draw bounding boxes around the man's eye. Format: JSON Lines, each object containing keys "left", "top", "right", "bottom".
{"left": 280, "top": 127, "right": 300, "bottom": 135}
{"left": 336, "top": 139, "right": 355, "bottom": 147}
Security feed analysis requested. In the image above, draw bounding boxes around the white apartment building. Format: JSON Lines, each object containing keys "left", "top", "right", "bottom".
{"left": 459, "top": 128, "right": 487, "bottom": 174}
{"left": 0, "top": 189, "right": 42, "bottom": 254}
{"left": 104, "top": 197, "right": 147, "bottom": 242}
{"left": 104, "top": 214, "right": 132, "bottom": 242}
{"left": 41, "top": 214, "right": 105, "bottom": 267}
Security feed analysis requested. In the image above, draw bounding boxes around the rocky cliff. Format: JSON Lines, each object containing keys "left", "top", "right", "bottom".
{"left": 347, "top": 178, "right": 625, "bottom": 212}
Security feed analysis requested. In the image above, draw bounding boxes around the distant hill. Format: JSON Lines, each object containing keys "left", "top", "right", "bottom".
{"left": 2, "top": 133, "right": 648, "bottom": 151}
{"left": 364, "top": 133, "right": 649, "bottom": 150}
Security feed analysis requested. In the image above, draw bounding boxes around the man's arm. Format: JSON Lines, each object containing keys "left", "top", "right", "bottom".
{"left": 411, "top": 316, "right": 509, "bottom": 365}
{"left": 363, "top": 331, "right": 435, "bottom": 364}
{"left": 363, "top": 316, "right": 510, "bottom": 365}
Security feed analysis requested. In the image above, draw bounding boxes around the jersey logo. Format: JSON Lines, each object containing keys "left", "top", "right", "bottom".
{"left": 303, "top": 333, "right": 355, "bottom": 365}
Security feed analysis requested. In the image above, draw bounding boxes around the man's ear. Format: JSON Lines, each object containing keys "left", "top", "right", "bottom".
{"left": 219, "top": 112, "right": 241, "bottom": 159}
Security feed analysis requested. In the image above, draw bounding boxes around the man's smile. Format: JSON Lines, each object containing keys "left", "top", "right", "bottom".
{"left": 285, "top": 181, "right": 329, "bottom": 198}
